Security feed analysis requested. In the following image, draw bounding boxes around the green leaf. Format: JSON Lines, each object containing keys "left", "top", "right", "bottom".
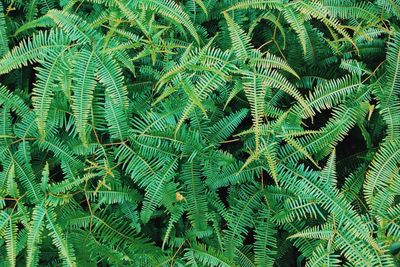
{"left": 71, "top": 49, "right": 97, "bottom": 146}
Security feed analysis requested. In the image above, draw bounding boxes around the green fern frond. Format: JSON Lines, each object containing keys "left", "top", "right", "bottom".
{"left": 71, "top": 49, "right": 97, "bottom": 146}
{"left": 208, "top": 109, "right": 248, "bottom": 143}
{"left": 12, "top": 143, "right": 44, "bottom": 203}
{"left": 282, "top": 6, "right": 312, "bottom": 59}
{"left": 33, "top": 48, "right": 68, "bottom": 139}
{"left": 104, "top": 95, "right": 130, "bottom": 141}
{"left": 305, "top": 243, "right": 341, "bottom": 267}
{"left": 365, "top": 140, "right": 400, "bottom": 211}
{"left": 95, "top": 53, "right": 128, "bottom": 108}
{"left": 184, "top": 242, "right": 233, "bottom": 267}
{"left": 0, "top": 2, "right": 9, "bottom": 58}
{"left": 242, "top": 70, "right": 265, "bottom": 151}
{"left": 0, "top": 85, "right": 30, "bottom": 117}
{"left": 182, "top": 160, "right": 209, "bottom": 232}
{"left": 4, "top": 214, "right": 17, "bottom": 267}
{"left": 225, "top": 0, "right": 285, "bottom": 12}
{"left": 381, "top": 33, "right": 400, "bottom": 106}
{"left": 0, "top": 29, "right": 70, "bottom": 75}
{"left": 293, "top": 0, "right": 356, "bottom": 49}
{"left": 26, "top": 205, "right": 46, "bottom": 267}
{"left": 137, "top": 0, "right": 199, "bottom": 43}
{"left": 141, "top": 159, "right": 177, "bottom": 223}
{"left": 249, "top": 51, "right": 299, "bottom": 78}
{"left": 321, "top": 0, "right": 379, "bottom": 21}
{"left": 224, "top": 185, "right": 263, "bottom": 260}
{"left": 45, "top": 9, "right": 97, "bottom": 44}
{"left": 45, "top": 207, "right": 76, "bottom": 267}
{"left": 223, "top": 12, "right": 253, "bottom": 60}
{"left": 253, "top": 67, "right": 313, "bottom": 118}
{"left": 293, "top": 75, "right": 363, "bottom": 118}
{"left": 254, "top": 210, "right": 277, "bottom": 267}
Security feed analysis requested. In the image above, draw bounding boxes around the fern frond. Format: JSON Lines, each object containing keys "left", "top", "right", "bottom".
{"left": 225, "top": 0, "right": 285, "bottom": 12}
{"left": 380, "top": 104, "right": 400, "bottom": 141}
{"left": 223, "top": 12, "right": 253, "bottom": 60}
{"left": 382, "top": 33, "right": 400, "bottom": 104}
{"left": 208, "top": 109, "right": 248, "bottom": 144}
{"left": 254, "top": 210, "right": 277, "bottom": 267}
{"left": 0, "top": 29, "right": 70, "bottom": 75}
{"left": 45, "top": 207, "right": 76, "bottom": 267}
{"left": 137, "top": 0, "right": 199, "bottom": 43}
{"left": 4, "top": 214, "right": 17, "bottom": 267}
{"left": 224, "top": 185, "right": 263, "bottom": 260}
{"left": 282, "top": 6, "right": 312, "bottom": 59}
{"left": 254, "top": 68, "right": 313, "bottom": 118}
{"left": 95, "top": 53, "right": 128, "bottom": 108}
{"left": 12, "top": 143, "right": 44, "bottom": 203}
{"left": 104, "top": 95, "right": 130, "bottom": 141}
{"left": 87, "top": 185, "right": 140, "bottom": 205}
{"left": 25, "top": 0, "right": 39, "bottom": 22}
{"left": 182, "top": 160, "right": 208, "bottom": 232}
{"left": 293, "top": 0, "right": 355, "bottom": 48}
{"left": 293, "top": 75, "right": 363, "bottom": 118}
{"left": 71, "top": 49, "right": 97, "bottom": 146}
{"left": 249, "top": 51, "right": 299, "bottom": 78}
{"left": 184, "top": 242, "right": 233, "bottom": 267}
{"left": 321, "top": 0, "right": 378, "bottom": 21}
{"left": 45, "top": 9, "right": 97, "bottom": 44}
{"left": 242, "top": 71, "right": 265, "bottom": 151}
{"left": 175, "top": 68, "right": 228, "bottom": 134}
{"left": 33, "top": 48, "right": 68, "bottom": 139}
{"left": 38, "top": 136, "right": 79, "bottom": 167}
{"left": 141, "top": 159, "right": 177, "bottom": 223}
{"left": 305, "top": 243, "right": 341, "bottom": 267}
{"left": 0, "top": 85, "right": 30, "bottom": 117}
{"left": 0, "top": 2, "right": 9, "bottom": 58}
{"left": 26, "top": 205, "right": 46, "bottom": 267}
{"left": 365, "top": 140, "right": 400, "bottom": 210}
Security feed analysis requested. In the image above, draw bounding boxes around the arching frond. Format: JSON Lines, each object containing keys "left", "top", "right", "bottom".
{"left": 71, "top": 49, "right": 97, "bottom": 146}
{"left": 0, "top": 2, "right": 9, "bottom": 57}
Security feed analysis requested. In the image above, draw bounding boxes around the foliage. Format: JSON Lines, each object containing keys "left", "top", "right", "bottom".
{"left": 0, "top": 0, "right": 399, "bottom": 266}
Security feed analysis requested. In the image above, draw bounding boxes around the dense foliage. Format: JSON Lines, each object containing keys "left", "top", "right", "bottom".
{"left": 0, "top": 0, "right": 399, "bottom": 266}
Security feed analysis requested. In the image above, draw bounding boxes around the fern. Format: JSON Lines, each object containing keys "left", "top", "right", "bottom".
{"left": 45, "top": 208, "right": 76, "bottom": 267}
{"left": 0, "top": 2, "right": 9, "bottom": 58}
{"left": 0, "top": 29, "right": 70, "bottom": 74}
{"left": 136, "top": 0, "right": 200, "bottom": 43}
{"left": 26, "top": 205, "right": 46, "bottom": 267}
{"left": 224, "top": 12, "right": 253, "bottom": 60}
{"left": 365, "top": 140, "right": 400, "bottom": 210}
{"left": 184, "top": 242, "right": 233, "bottom": 267}
{"left": 71, "top": 49, "right": 97, "bottom": 146}
{"left": 0, "top": 1, "right": 399, "bottom": 266}
{"left": 33, "top": 48, "right": 68, "bottom": 139}
{"left": 224, "top": 0, "right": 285, "bottom": 12}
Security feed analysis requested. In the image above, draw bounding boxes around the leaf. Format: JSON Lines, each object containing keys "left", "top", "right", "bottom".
{"left": 138, "top": 0, "right": 199, "bottom": 43}
{"left": 0, "top": 29, "right": 70, "bottom": 75}
{"left": 225, "top": 0, "right": 285, "bottom": 12}
{"left": 26, "top": 205, "right": 46, "bottom": 267}
{"left": 0, "top": 2, "right": 9, "bottom": 57}
{"left": 182, "top": 160, "right": 208, "bottom": 232}
{"left": 223, "top": 12, "right": 253, "bottom": 60}
{"left": 45, "top": 208, "right": 76, "bottom": 267}
{"left": 71, "top": 49, "right": 97, "bottom": 146}
{"left": 33, "top": 48, "right": 67, "bottom": 139}
{"left": 5, "top": 215, "right": 17, "bottom": 267}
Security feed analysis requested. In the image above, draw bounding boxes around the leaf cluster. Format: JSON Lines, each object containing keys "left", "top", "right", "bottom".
{"left": 0, "top": 0, "right": 399, "bottom": 266}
